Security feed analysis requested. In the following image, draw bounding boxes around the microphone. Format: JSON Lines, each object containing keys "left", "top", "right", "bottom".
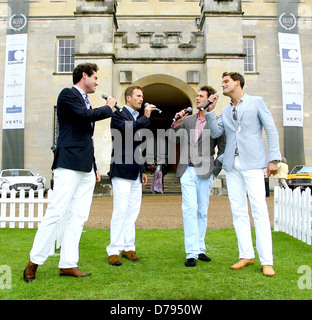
{"left": 102, "top": 93, "right": 122, "bottom": 111}
{"left": 144, "top": 103, "right": 162, "bottom": 113}
{"left": 172, "top": 106, "right": 193, "bottom": 122}
{"left": 200, "top": 93, "right": 219, "bottom": 111}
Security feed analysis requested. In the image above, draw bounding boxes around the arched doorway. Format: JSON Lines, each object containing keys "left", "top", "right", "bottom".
{"left": 133, "top": 75, "right": 197, "bottom": 172}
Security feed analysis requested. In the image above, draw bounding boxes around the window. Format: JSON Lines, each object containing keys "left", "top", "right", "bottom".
{"left": 154, "top": 35, "right": 164, "bottom": 46}
{"left": 243, "top": 37, "right": 256, "bottom": 73}
{"left": 57, "top": 38, "right": 75, "bottom": 73}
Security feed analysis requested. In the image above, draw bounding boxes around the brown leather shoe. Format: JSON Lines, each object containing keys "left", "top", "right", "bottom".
{"left": 59, "top": 267, "right": 91, "bottom": 277}
{"left": 108, "top": 255, "right": 122, "bottom": 266}
{"left": 262, "top": 265, "right": 276, "bottom": 277}
{"left": 230, "top": 258, "right": 254, "bottom": 270}
{"left": 23, "top": 260, "right": 38, "bottom": 283}
{"left": 121, "top": 250, "right": 140, "bottom": 261}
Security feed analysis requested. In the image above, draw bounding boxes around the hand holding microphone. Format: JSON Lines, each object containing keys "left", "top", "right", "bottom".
{"left": 101, "top": 93, "right": 121, "bottom": 111}
{"left": 143, "top": 102, "right": 159, "bottom": 118}
{"left": 200, "top": 93, "right": 219, "bottom": 111}
{"left": 173, "top": 107, "right": 193, "bottom": 122}
{"left": 144, "top": 103, "right": 162, "bottom": 114}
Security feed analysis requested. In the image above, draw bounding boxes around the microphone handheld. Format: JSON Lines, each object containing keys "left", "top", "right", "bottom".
{"left": 200, "top": 93, "right": 219, "bottom": 111}
{"left": 102, "top": 93, "right": 122, "bottom": 111}
{"left": 173, "top": 106, "right": 192, "bottom": 122}
{"left": 144, "top": 103, "right": 162, "bottom": 113}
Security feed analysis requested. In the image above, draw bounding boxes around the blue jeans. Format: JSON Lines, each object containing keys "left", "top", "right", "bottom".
{"left": 180, "top": 166, "right": 213, "bottom": 259}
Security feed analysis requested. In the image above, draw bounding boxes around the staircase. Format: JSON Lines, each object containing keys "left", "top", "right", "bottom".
{"left": 143, "top": 172, "right": 181, "bottom": 194}
{"left": 143, "top": 172, "right": 227, "bottom": 195}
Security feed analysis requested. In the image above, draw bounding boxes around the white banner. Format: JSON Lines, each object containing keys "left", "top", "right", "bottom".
{"left": 278, "top": 32, "right": 304, "bottom": 127}
{"left": 2, "top": 33, "right": 27, "bottom": 129}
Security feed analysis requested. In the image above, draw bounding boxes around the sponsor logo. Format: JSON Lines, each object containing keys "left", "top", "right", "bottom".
{"left": 8, "top": 49, "right": 25, "bottom": 65}
{"left": 279, "top": 12, "right": 297, "bottom": 31}
{"left": 6, "top": 105, "right": 22, "bottom": 114}
{"left": 282, "top": 48, "right": 299, "bottom": 61}
{"left": 9, "top": 14, "right": 27, "bottom": 32}
{"left": 286, "top": 102, "right": 301, "bottom": 111}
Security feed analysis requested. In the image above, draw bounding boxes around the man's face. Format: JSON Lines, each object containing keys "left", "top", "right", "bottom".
{"left": 196, "top": 90, "right": 209, "bottom": 109}
{"left": 84, "top": 71, "right": 98, "bottom": 94}
{"left": 222, "top": 75, "right": 239, "bottom": 97}
{"left": 127, "top": 88, "right": 144, "bottom": 111}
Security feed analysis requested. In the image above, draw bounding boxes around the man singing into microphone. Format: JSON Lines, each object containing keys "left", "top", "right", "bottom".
{"left": 107, "top": 86, "right": 156, "bottom": 266}
{"left": 205, "top": 72, "right": 281, "bottom": 276}
{"left": 24, "top": 63, "right": 116, "bottom": 282}
{"left": 171, "top": 86, "right": 225, "bottom": 267}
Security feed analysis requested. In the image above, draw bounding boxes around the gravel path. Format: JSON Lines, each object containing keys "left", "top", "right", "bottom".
{"left": 85, "top": 194, "right": 275, "bottom": 229}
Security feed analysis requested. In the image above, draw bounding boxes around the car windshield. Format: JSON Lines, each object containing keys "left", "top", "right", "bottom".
{"left": 1, "top": 170, "right": 34, "bottom": 177}
{"left": 290, "top": 166, "right": 312, "bottom": 174}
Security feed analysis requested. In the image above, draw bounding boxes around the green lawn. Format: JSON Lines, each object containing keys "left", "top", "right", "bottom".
{"left": 0, "top": 228, "right": 312, "bottom": 300}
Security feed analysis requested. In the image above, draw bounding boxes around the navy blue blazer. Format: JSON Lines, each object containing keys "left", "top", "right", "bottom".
{"left": 52, "top": 86, "right": 113, "bottom": 173}
{"left": 108, "top": 107, "right": 151, "bottom": 181}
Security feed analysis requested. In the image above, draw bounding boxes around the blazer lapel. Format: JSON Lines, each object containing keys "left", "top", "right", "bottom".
{"left": 198, "top": 122, "right": 210, "bottom": 144}
{"left": 237, "top": 94, "right": 250, "bottom": 122}
{"left": 71, "top": 86, "right": 86, "bottom": 106}
{"left": 122, "top": 107, "right": 135, "bottom": 121}
{"left": 71, "top": 87, "right": 94, "bottom": 132}
{"left": 185, "top": 115, "right": 197, "bottom": 147}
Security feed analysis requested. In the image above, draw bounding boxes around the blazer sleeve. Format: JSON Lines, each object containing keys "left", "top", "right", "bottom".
{"left": 58, "top": 88, "right": 113, "bottom": 123}
{"left": 111, "top": 109, "right": 151, "bottom": 133}
{"left": 213, "top": 133, "right": 226, "bottom": 176}
{"left": 205, "top": 110, "right": 225, "bottom": 139}
{"left": 257, "top": 98, "right": 281, "bottom": 162}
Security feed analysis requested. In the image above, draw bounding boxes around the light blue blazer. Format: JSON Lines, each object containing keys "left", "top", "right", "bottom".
{"left": 205, "top": 94, "right": 281, "bottom": 172}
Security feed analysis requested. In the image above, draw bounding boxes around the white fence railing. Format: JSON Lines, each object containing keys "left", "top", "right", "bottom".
{"left": 2, "top": 187, "right": 312, "bottom": 247}
{"left": 0, "top": 189, "right": 52, "bottom": 229}
{"left": 0, "top": 189, "right": 64, "bottom": 254}
{"left": 274, "top": 186, "right": 312, "bottom": 245}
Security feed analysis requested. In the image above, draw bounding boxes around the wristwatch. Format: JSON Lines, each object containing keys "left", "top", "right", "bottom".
{"left": 271, "top": 160, "right": 280, "bottom": 164}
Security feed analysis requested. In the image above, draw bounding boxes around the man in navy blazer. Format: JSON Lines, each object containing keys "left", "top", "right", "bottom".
{"left": 205, "top": 72, "right": 281, "bottom": 277}
{"left": 107, "top": 86, "right": 156, "bottom": 266}
{"left": 24, "top": 63, "right": 116, "bottom": 282}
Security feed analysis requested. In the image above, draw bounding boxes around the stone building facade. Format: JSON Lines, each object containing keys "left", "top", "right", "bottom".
{"left": 0, "top": 0, "right": 311, "bottom": 187}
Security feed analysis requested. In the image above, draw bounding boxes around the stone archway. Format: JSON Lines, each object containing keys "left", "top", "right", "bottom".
{"left": 132, "top": 74, "right": 198, "bottom": 172}
{"left": 133, "top": 74, "right": 197, "bottom": 112}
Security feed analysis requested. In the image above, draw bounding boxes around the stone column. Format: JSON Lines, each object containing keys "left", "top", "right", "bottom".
{"left": 74, "top": 0, "right": 118, "bottom": 181}
{"left": 199, "top": 0, "right": 244, "bottom": 110}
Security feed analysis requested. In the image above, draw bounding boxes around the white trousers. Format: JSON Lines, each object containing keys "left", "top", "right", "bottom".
{"left": 226, "top": 156, "right": 273, "bottom": 266}
{"left": 30, "top": 167, "right": 95, "bottom": 268}
{"left": 106, "top": 175, "right": 142, "bottom": 256}
{"left": 180, "top": 166, "right": 213, "bottom": 259}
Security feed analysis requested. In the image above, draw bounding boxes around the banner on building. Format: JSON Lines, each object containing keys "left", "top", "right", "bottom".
{"left": 278, "top": 32, "right": 304, "bottom": 127}
{"left": 2, "top": 1, "right": 29, "bottom": 169}
{"left": 3, "top": 32, "right": 27, "bottom": 129}
{"left": 278, "top": 3, "right": 304, "bottom": 127}
{"left": 277, "top": 0, "right": 305, "bottom": 170}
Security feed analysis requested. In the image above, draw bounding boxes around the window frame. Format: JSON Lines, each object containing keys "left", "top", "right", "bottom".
{"left": 56, "top": 37, "right": 75, "bottom": 74}
{"left": 243, "top": 37, "right": 257, "bottom": 74}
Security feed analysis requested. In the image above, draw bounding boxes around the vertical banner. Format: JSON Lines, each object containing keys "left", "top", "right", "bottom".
{"left": 277, "top": 0, "right": 305, "bottom": 170}
{"left": 278, "top": 32, "right": 304, "bottom": 127}
{"left": 2, "top": 0, "right": 29, "bottom": 169}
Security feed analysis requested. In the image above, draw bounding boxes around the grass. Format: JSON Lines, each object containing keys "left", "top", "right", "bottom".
{"left": 1, "top": 227, "right": 312, "bottom": 300}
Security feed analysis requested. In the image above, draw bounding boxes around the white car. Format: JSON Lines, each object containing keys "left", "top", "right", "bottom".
{"left": 0, "top": 169, "right": 46, "bottom": 195}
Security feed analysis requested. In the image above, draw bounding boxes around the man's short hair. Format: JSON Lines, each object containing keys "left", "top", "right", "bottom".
{"left": 199, "top": 86, "right": 217, "bottom": 97}
{"left": 72, "top": 63, "right": 99, "bottom": 85}
{"left": 222, "top": 72, "right": 245, "bottom": 89}
{"left": 124, "top": 86, "right": 143, "bottom": 101}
